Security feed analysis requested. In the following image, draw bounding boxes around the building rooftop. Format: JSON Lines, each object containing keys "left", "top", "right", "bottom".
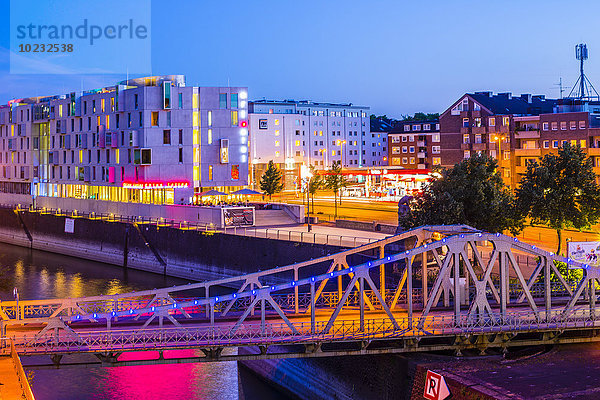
{"left": 469, "top": 91, "right": 557, "bottom": 115}
{"left": 370, "top": 118, "right": 394, "bottom": 132}
{"left": 250, "top": 99, "right": 368, "bottom": 109}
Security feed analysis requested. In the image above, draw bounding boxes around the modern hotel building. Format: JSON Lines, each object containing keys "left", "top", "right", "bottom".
{"left": 0, "top": 75, "right": 249, "bottom": 205}
{"left": 248, "top": 100, "right": 386, "bottom": 189}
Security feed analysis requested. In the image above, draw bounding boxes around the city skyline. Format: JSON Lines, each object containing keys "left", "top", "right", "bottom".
{"left": 1, "top": 0, "right": 600, "bottom": 117}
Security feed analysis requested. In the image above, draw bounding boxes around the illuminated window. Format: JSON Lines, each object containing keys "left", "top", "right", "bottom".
{"left": 581, "top": 139, "right": 587, "bottom": 148}
{"left": 115, "top": 149, "right": 120, "bottom": 164}
{"left": 231, "top": 111, "right": 238, "bottom": 126}
{"left": 208, "top": 111, "right": 212, "bottom": 126}
{"left": 193, "top": 93, "right": 199, "bottom": 109}
{"left": 207, "top": 129, "right": 213, "bottom": 144}
{"left": 275, "top": 151, "right": 280, "bottom": 157}
{"left": 502, "top": 116, "right": 510, "bottom": 126}
{"left": 295, "top": 140, "right": 300, "bottom": 146}
{"left": 194, "top": 148, "right": 200, "bottom": 163}
{"left": 79, "top": 150, "right": 83, "bottom": 163}
{"left": 433, "top": 157, "right": 441, "bottom": 165}
{"left": 219, "top": 94, "right": 227, "bottom": 109}
{"left": 151, "top": 112, "right": 159, "bottom": 126}
{"left": 231, "top": 94, "right": 238, "bottom": 109}
{"left": 208, "top": 165, "right": 213, "bottom": 180}
{"left": 275, "top": 141, "right": 280, "bottom": 147}
{"left": 193, "top": 129, "right": 199, "bottom": 145}
{"left": 101, "top": 99, "right": 105, "bottom": 113}
{"left": 488, "top": 118, "right": 495, "bottom": 127}
{"left": 331, "top": 150, "right": 335, "bottom": 156}
{"left": 106, "top": 115, "right": 110, "bottom": 130}
{"left": 59, "top": 105, "right": 63, "bottom": 117}
{"left": 192, "top": 111, "right": 199, "bottom": 127}
{"left": 570, "top": 139, "right": 577, "bottom": 146}
{"left": 275, "top": 130, "right": 280, "bottom": 136}
{"left": 111, "top": 97, "right": 115, "bottom": 112}
{"left": 193, "top": 166, "right": 199, "bottom": 181}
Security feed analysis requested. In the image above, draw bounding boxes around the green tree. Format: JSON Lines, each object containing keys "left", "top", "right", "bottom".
{"left": 399, "top": 154, "right": 523, "bottom": 234}
{"left": 401, "top": 112, "right": 440, "bottom": 122}
{"left": 259, "top": 160, "right": 284, "bottom": 200}
{"left": 515, "top": 143, "right": 600, "bottom": 255}
{"left": 325, "top": 161, "right": 348, "bottom": 219}
{"left": 307, "top": 165, "right": 322, "bottom": 214}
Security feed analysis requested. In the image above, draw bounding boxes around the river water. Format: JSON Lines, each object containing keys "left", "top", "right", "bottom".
{"left": 0, "top": 242, "right": 287, "bottom": 400}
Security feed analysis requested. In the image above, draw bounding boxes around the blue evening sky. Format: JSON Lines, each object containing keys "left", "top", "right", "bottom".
{"left": 0, "top": 0, "right": 599, "bottom": 116}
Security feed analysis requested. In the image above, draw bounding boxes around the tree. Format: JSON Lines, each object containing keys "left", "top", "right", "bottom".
{"left": 399, "top": 154, "right": 523, "bottom": 234}
{"left": 401, "top": 112, "right": 440, "bottom": 122}
{"left": 307, "top": 165, "right": 322, "bottom": 214}
{"left": 515, "top": 143, "right": 600, "bottom": 255}
{"left": 259, "top": 160, "right": 284, "bottom": 200}
{"left": 325, "top": 161, "right": 348, "bottom": 219}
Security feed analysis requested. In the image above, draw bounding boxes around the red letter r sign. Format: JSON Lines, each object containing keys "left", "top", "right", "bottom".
{"left": 423, "top": 370, "right": 450, "bottom": 400}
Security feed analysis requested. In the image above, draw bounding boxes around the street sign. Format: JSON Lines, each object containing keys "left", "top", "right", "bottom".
{"left": 423, "top": 370, "right": 450, "bottom": 400}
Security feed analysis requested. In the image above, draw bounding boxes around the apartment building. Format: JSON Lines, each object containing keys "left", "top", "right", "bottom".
{"left": 0, "top": 75, "right": 249, "bottom": 205}
{"left": 439, "top": 92, "right": 600, "bottom": 187}
{"left": 387, "top": 120, "right": 440, "bottom": 170}
{"left": 248, "top": 100, "right": 382, "bottom": 189}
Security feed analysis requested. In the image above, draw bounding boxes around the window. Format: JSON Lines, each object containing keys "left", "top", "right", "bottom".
{"left": 179, "top": 129, "right": 183, "bottom": 145}
{"left": 475, "top": 134, "right": 482, "bottom": 143}
{"left": 179, "top": 148, "right": 183, "bottom": 163}
{"left": 412, "top": 124, "right": 421, "bottom": 131}
{"left": 463, "top": 134, "right": 470, "bottom": 144}
{"left": 219, "top": 93, "right": 227, "bottom": 109}
{"left": 570, "top": 121, "right": 577, "bottom": 130}
{"left": 404, "top": 125, "right": 410, "bottom": 132}
{"left": 409, "top": 146, "right": 415, "bottom": 153}
{"left": 489, "top": 117, "right": 495, "bottom": 127}
{"left": 552, "top": 122, "right": 558, "bottom": 130}
{"left": 542, "top": 122, "right": 549, "bottom": 131}
{"left": 392, "top": 147, "right": 402, "bottom": 155}
{"left": 423, "top": 124, "right": 430, "bottom": 131}
{"left": 178, "top": 93, "right": 183, "bottom": 109}
{"left": 560, "top": 121, "right": 567, "bottom": 130}
{"left": 552, "top": 140, "right": 559, "bottom": 148}
{"left": 432, "top": 146, "right": 441, "bottom": 154}
{"left": 231, "top": 94, "right": 238, "bottom": 109}
{"left": 208, "top": 111, "right": 212, "bottom": 126}
{"left": 433, "top": 157, "right": 441, "bottom": 165}
{"left": 151, "top": 112, "right": 159, "bottom": 126}
{"left": 402, "top": 146, "right": 408, "bottom": 153}
{"left": 580, "top": 120, "right": 586, "bottom": 129}
{"left": 391, "top": 136, "right": 401, "bottom": 143}
{"left": 543, "top": 140, "right": 549, "bottom": 148}
{"left": 134, "top": 95, "right": 138, "bottom": 110}
{"left": 402, "top": 157, "right": 408, "bottom": 164}
{"left": 462, "top": 118, "right": 469, "bottom": 128}
{"left": 410, "top": 157, "right": 415, "bottom": 164}
{"left": 163, "top": 130, "right": 171, "bottom": 145}
{"left": 474, "top": 118, "right": 482, "bottom": 127}
{"left": 464, "top": 150, "right": 470, "bottom": 158}
{"left": 503, "top": 151, "right": 510, "bottom": 160}
{"left": 432, "top": 133, "right": 440, "bottom": 142}
{"left": 166, "top": 111, "right": 171, "bottom": 127}
{"left": 502, "top": 116, "right": 509, "bottom": 126}
{"left": 207, "top": 129, "right": 213, "bottom": 144}
{"left": 409, "top": 135, "right": 414, "bottom": 142}
{"left": 275, "top": 119, "right": 280, "bottom": 126}
{"left": 474, "top": 103, "right": 481, "bottom": 111}
{"left": 231, "top": 111, "right": 238, "bottom": 126}
{"left": 580, "top": 139, "right": 587, "bottom": 148}
{"left": 504, "top": 169, "right": 510, "bottom": 178}
{"left": 208, "top": 165, "right": 213, "bottom": 180}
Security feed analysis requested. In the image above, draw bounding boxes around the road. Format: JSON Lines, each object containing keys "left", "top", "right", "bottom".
{"left": 269, "top": 191, "right": 600, "bottom": 254}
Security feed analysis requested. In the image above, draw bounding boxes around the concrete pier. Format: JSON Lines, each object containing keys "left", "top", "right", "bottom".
{"left": 0, "top": 341, "right": 34, "bottom": 400}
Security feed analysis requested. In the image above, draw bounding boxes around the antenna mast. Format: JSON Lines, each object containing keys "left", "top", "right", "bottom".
{"left": 567, "top": 43, "right": 600, "bottom": 100}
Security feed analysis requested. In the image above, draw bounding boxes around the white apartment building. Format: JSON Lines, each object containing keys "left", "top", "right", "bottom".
{"left": 249, "top": 100, "right": 385, "bottom": 189}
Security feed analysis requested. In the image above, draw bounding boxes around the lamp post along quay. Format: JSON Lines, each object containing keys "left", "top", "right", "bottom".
{"left": 301, "top": 164, "right": 313, "bottom": 232}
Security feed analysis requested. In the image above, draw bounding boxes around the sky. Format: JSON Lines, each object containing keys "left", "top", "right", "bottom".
{"left": 0, "top": 0, "right": 600, "bottom": 117}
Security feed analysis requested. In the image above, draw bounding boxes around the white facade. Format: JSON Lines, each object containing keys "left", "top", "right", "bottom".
{"left": 249, "top": 100, "right": 384, "bottom": 189}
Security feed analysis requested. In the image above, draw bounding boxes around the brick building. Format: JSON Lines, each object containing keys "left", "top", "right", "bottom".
{"left": 439, "top": 92, "right": 600, "bottom": 187}
{"left": 387, "top": 120, "right": 440, "bottom": 170}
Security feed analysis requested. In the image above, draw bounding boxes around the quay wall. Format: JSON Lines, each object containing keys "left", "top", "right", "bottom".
{"left": 0, "top": 208, "right": 345, "bottom": 282}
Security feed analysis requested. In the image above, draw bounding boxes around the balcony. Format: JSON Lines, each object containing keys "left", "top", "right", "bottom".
{"left": 460, "top": 143, "right": 471, "bottom": 150}
{"left": 515, "top": 130, "right": 540, "bottom": 139}
{"left": 515, "top": 165, "right": 528, "bottom": 174}
{"left": 514, "top": 148, "right": 541, "bottom": 157}
{"left": 588, "top": 148, "right": 600, "bottom": 156}
{"left": 418, "top": 164, "right": 427, "bottom": 169}
{"left": 472, "top": 143, "right": 487, "bottom": 151}
{"left": 417, "top": 141, "right": 426, "bottom": 147}
{"left": 417, "top": 152, "right": 427, "bottom": 158}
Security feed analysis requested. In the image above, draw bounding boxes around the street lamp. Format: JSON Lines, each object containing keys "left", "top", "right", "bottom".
{"left": 336, "top": 140, "right": 347, "bottom": 168}
{"left": 493, "top": 135, "right": 506, "bottom": 170}
{"left": 300, "top": 164, "right": 313, "bottom": 232}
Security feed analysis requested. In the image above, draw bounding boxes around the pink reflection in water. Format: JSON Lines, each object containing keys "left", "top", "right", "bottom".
{"left": 91, "top": 349, "right": 238, "bottom": 400}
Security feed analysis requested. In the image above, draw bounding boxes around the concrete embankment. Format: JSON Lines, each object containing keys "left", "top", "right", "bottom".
{"left": 0, "top": 207, "right": 347, "bottom": 282}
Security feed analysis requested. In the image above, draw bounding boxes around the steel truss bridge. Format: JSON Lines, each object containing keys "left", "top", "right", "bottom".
{"left": 1, "top": 225, "right": 599, "bottom": 368}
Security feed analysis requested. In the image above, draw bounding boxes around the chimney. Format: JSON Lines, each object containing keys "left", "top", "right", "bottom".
{"left": 520, "top": 94, "right": 532, "bottom": 103}
{"left": 498, "top": 92, "right": 512, "bottom": 100}
{"left": 474, "top": 91, "right": 493, "bottom": 97}
{"left": 532, "top": 95, "right": 546, "bottom": 101}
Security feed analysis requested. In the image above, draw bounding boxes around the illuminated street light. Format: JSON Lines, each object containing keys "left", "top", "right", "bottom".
{"left": 300, "top": 164, "right": 313, "bottom": 232}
